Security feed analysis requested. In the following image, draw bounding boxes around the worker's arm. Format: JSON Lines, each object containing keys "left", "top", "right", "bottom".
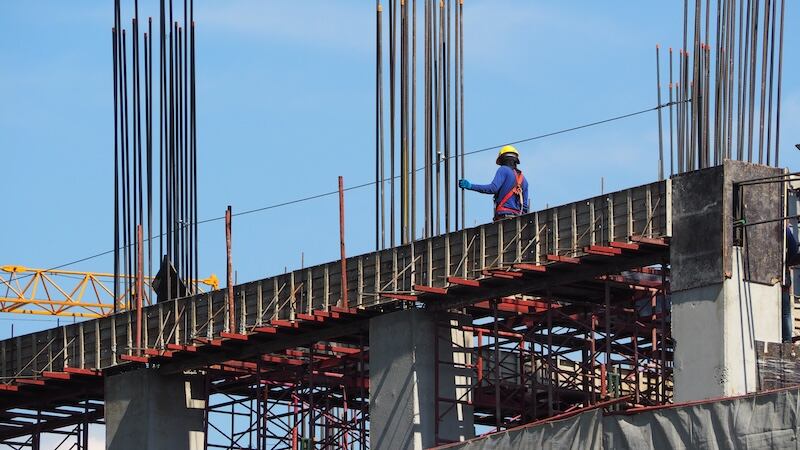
{"left": 468, "top": 167, "right": 507, "bottom": 194}
{"left": 522, "top": 178, "right": 530, "bottom": 213}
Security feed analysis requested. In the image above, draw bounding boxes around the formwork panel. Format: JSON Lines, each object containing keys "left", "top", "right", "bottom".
{"left": 430, "top": 234, "right": 450, "bottom": 285}
{"left": 575, "top": 200, "right": 592, "bottom": 250}
{"left": 557, "top": 205, "right": 575, "bottom": 255}
{"left": 98, "top": 316, "right": 115, "bottom": 367}
{"left": 612, "top": 191, "right": 630, "bottom": 241}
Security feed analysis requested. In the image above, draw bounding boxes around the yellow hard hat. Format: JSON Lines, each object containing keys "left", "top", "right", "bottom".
{"left": 496, "top": 145, "right": 520, "bottom": 164}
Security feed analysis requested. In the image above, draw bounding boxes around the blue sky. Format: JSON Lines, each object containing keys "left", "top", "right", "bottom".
{"left": 1, "top": 1, "right": 798, "bottom": 339}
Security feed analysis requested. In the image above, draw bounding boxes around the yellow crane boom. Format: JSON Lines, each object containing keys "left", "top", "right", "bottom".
{"left": 0, "top": 265, "right": 218, "bottom": 318}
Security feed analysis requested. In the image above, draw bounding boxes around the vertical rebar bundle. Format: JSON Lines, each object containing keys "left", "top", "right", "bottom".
{"left": 659, "top": 0, "right": 787, "bottom": 174}
{"left": 375, "top": 0, "right": 467, "bottom": 247}
{"left": 112, "top": 0, "right": 200, "bottom": 307}
{"left": 376, "top": 2, "right": 384, "bottom": 251}
{"left": 656, "top": 45, "right": 665, "bottom": 181}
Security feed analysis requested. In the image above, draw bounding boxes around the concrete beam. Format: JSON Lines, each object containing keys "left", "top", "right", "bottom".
{"left": 370, "top": 309, "right": 474, "bottom": 450}
{"left": 105, "top": 369, "right": 205, "bottom": 450}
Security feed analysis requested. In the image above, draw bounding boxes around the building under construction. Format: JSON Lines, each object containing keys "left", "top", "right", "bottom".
{"left": 0, "top": 1, "right": 796, "bottom": 449}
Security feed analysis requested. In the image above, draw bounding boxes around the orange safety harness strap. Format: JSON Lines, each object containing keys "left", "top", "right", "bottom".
{"left": 495, "top": 170, "right": 525, "bottom": 215}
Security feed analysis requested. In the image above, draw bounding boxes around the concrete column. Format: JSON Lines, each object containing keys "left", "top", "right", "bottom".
{"left": 671, "top": 161, "right": 784, "bottom": 402}
{"left": 105, "top": 369, "right": 205, "bottom": 450}
{"left": 369, "top": 309, "right": 474, "bottom": 450}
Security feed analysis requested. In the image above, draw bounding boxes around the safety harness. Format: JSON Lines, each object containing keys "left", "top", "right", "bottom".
{"left": 495, "top": 170, "right": 525, "bottom": 217}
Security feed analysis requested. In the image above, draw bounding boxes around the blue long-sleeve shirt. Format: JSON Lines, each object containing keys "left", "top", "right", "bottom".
{"left": 470, "top": 166, "right": 529, "bottom": 215}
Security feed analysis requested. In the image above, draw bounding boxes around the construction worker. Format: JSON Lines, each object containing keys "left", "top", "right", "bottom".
{"left": 458, "top": 145, "right": 529, "bottom": 221}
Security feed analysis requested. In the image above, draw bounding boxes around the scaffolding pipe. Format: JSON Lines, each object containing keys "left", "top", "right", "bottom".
{"left": 226, "top": 205, "right": 234, "bottom": 333}
{"left": 339, "top": 176, "right": 349, "bottom": 307}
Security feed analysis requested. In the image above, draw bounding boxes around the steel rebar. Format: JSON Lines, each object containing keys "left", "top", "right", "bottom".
{"left": 656, "top": 45, "right": 665, "bottom": 180}
{"left": 774, "top": 0, "right": 785, "bottom": 165}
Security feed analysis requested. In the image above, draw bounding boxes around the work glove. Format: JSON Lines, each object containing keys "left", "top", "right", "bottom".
{"left": 458, "top": 179, "right": 471, "bottom": 190}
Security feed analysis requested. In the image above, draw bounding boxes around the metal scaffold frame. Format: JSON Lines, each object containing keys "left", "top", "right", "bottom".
{"left": 432, "top": 265, "right": 672, "bottom": 446}
{"left": 203, "top": 338, "right": 369, "bottom": 450}
{"left": 0, "top": 398, "right": 103, "bottom": 450}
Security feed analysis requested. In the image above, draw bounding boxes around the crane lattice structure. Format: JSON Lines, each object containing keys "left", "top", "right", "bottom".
{"left": 0, "top": 265, "right": 218, "bottom": 318}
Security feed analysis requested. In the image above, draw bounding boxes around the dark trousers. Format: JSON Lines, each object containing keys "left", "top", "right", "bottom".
{"left": 493, "top": 213, "right": 520, "bottom": 222}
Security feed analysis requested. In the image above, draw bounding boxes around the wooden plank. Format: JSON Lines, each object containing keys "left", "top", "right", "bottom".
{"left": 513, "top": 263, "right": 547, "bottom": 272}
{"left": 252, "top": 327, "right": 278, "bottom": 335}
{"left": 330, "top": 306, "right": 359, "bottom": 316}
{"left": 167, "top": 343, "right": 199, "bottom": 353}
{"left": 448, "top": 277, "right": 481, "bottom": 287}
{"left": 296, "top": 313, "right": 325, "bottom": 323}
{"left": 482, "top": 270, "right": 523, "bottom": 279}
{"left": 63, "top": 367, "right": 101, "bottom": 376}
{"left": 271, "top": 320, "right": 300, "bottom": 329}
{"left": 381, "top": 293, "right": 419, "bottom": 302}
{"left": 547, "top": 255, "right": 581, "bottom": 264}
{"left": 42, "top": 371, "right": 71, "bottom": 381}
{"left": 610, "top": 241, "right": 640, "bottom": 250}
{"left": 313, "top": 310, "right": 341, "bottom": 320}
{"left": 586, "top": 249, "right": 617, "bottom": 257}
{"left": 630, "top": 236, "right": 669, "bottom": 247}
{"left": 144, "top": 348, "right": 175, "bottom": 358}
{"left": 120, "top": 355, "right": 149, "bottom": 364}
{"left": 220, "top": 332, "right": 249, "bottom": 341}
{"left": 414, "top": 285, "right": 448, "bottom": 295}
{"left": 194, "top": 337, "right": 223, "bottom": 347}
{"left": 588, "top": 245, "right": 623, "bottom": 255}
{"left": 16, "top": 379, "right": 46, "bottom": 386}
